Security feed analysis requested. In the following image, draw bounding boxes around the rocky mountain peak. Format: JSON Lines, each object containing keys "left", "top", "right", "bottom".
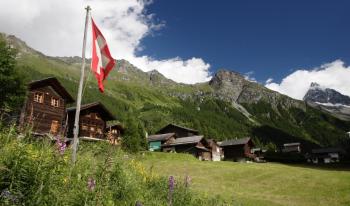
{"left": 210, "top": 69, "right": 245, "bottom": 84}
{"left": 304, "top": 82, "right": 350, "bottom": 106}
{"left": 209, "top": 69, "right": 248, "bottom": 102}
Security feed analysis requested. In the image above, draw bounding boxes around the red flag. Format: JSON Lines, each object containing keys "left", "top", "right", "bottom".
{"left": 91, "top": 17, "right": 115, "bottom": 93}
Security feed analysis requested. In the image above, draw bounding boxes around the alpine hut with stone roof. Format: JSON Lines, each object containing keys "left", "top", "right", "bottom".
{"left": 147, "top": 133, "right": 176, "bottom": 151}
{"left": 220, "top": 137, "right": 255, "bottom": 161}
{"left": 162, "top": 135, "right": 211, "bottom": 160}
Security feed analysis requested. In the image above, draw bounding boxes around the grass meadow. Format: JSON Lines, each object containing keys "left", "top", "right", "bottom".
{"left": 139, "top": 152, "right": 350, "bottom": 206}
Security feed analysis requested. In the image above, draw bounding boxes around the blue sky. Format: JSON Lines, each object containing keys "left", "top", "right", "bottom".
{"left": 139, "top": 0, "right": 350, "bottom": 83}
{"left": 1, "top": 0, "right": 350, "bottom": 99}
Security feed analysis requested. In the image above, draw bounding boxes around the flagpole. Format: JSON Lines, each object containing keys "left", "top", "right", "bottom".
{"left": 72, "top": 5, "right": 91, "bottom": 164}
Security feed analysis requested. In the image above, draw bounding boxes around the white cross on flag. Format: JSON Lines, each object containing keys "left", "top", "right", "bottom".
{"left": 91, "top": 17, "right": 115, "bottom": 93}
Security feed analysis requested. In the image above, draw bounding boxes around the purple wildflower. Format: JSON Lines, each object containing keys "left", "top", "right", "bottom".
{"left": 56, "top": 138, "right": 66, "bottom": 155}
{"left": 87, "top": 177, "right": 96, "bottom": 191}
{"left": 168, "top": 176, "right": 175, "bottom": 206}
{"left": 0, "top": 189, "right": 17, "bottom": 203}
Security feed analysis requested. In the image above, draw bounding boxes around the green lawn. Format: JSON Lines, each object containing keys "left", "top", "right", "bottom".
{"left": 138, "top": 152, "right": 350, "bottom": 206}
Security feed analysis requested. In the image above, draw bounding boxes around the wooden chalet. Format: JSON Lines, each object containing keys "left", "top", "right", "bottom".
{"left": 66, "top": 102, "right": 116, "bottom": 141}
{"left": 162, "top": 135, "right": 211, "bottom": 161}
{"left": 207, "top": 139, "right": 223, "bottom": 161}
{"left": 220, "top": 137, "right": 255, "bottom": 161}
{"left": 106, "top": 123, "right": 125, "bottom": 145}
{"left": 19, "top": 77, "right": 74, "bottom": 137}
{"left": 282, "top": 142, "right": 301, "bottom": 153}
{"left": 147, "top": 133, "right": 176, "bottom": 151}
{"left": 156, "top": 123, "right": 199, "bottom": 138}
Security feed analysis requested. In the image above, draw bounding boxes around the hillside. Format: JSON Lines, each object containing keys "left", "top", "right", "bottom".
{"left": 2, "top": 33, "right": 350, "bottom": 150}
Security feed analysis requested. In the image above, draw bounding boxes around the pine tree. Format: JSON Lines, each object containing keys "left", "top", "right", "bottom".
{"left": 0, "top": 38, "right": 26, "bottom": 113}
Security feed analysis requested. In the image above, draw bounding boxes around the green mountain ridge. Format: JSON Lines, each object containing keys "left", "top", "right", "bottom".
{"left": 2, "top": 33, "right": 350, "bottom": 150}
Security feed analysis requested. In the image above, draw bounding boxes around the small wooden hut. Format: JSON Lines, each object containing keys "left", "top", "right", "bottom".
{"left": 147, "top": 133, "right": 176, "bottom": 151}
{"left": 66, "top": 102, "right": 115, "bottom": 141}
{"left": 220, "top": 137, "right": 255, "bottom": 161}
{"left": 19, "top": 77, "right": 74, "bottom": 137}
{"left": 162, "top": 135, "right": 211, "bottom": 160}
{"left": 156, "top": 123, "right": 199, "bottom": 138}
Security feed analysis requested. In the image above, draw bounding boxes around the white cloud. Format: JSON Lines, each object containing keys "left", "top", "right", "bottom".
{"left": 265, "top": 60, "right": 350, "bottom": 100}
{"left": 244, "top": 71, "right": 257, "bottom": 82}
{"left": 0, "top": 0, "right": 211, "bottom": 84}
{"left": 265, "top": 78, "right": 273, "bottom": 84}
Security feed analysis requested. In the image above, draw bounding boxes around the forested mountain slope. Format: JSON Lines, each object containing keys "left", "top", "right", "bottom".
{"left": 3, "top": 33, "right": 349, "bottom": 150}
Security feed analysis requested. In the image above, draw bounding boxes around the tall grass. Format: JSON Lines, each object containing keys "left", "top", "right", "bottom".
{"left": 0, "top": 125, "right": 229, "bottom": 206}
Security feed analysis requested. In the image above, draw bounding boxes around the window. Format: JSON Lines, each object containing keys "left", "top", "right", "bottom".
{"left": 90, "top": 127, "right": 95, "bottom": 132}
{"left": 97, "top": 128, "right": 102, "bottom": 134}
{"left": 34, "top": 92, "right": 44, "bottom": 103}
{"left": 95, "top": 114, "right": 101, "bottom": 120}
{"left": 81, "top": 124, "right": 88, "bottom": 131}
{"left": 50, "top": 120, "right": 59, "bottom": 134}
{"left": 51, "top": 97, "right": 59, "bottom": 107}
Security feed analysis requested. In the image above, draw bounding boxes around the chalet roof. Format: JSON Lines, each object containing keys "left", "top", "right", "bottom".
{"left": 195, "top": 145, "right": 210, "bottom": 152}
{"left": 283, "top": 142, "right": 300, "bottom": 147}
{"left": 165, "top": 135, "right": 204, "bottom": 146}
{"left": 220, "top": 137, "right": 252, "bottom": 147}
{"left": 312, "top": 147, "right": 346, "bottom": 154}
{"left": 157, "top": 123, "right": 198, "bottom": 134}
{"left": 29, "top": 77, "right": 74, "bottom": 103}
{"left": 67, "top": 102, "right": 116, "bottom": 121}
{"left": 206, "top": 139, "right": 220, "bottom": 147}
{"left": 147, "top": 133, "right": 175, "bottom": 142}
{"left": 106, "top": 123, "right": 125, "bottom": 134}
{"left": 106, "top": 123, "right": 125, "bottom": 130}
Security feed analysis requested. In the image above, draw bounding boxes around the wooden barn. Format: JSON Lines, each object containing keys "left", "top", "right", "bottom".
{"left": 147, "top": 133, "right": 176, "bottom": 151}
{"left": 66, "top": 102, "right": 116, "bottom": 141}
{"left": 207, "top": 139, "right": 223, "bottom": 161}
{"left": 162, "top": 135, "right": 211, "bottom": 160}
{"left": 156, "top": 123, "right": 199, "bottom": 138}
{"left": 106, "top": 123, "right": 125, "bottom": 145}
{"left": 19, "top": 77, "right": 74, "bottom": 137}
{"left": 220, "top": 137, "right": 255, "bottom": 161}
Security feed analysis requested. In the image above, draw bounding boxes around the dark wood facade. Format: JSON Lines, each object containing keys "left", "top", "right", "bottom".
{"left": 67, "top": 102, "right": 115, "bottom": 140}
{"left": 156, "top": 123, "right": 199, "bottom": 138}
{"left": 19, "top": 77, "right": 74, "bottom": 136}
{"left": 162, "top": 136, "right": 211, "bottom": 160}
{"left": 220, "top": 137, "right": 255, "bottom": 161}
